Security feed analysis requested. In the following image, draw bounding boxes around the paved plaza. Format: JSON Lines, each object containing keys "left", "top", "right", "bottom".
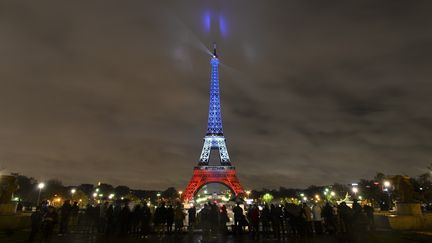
{"left": 2, "top": 230, "right": 432, "bottom": 243}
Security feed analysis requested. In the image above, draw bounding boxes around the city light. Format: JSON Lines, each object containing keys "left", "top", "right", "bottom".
{"left": 330, "top": 191, "right": 336, "bottom": 197}
{"left": 92, "top": 193, "right": 97, "bottom": 198}
{"left": 71, "top": 188, "right": 76, "bottom": 194}
{"left": 108, "top": 193, "right": 115, "bottom": 199}
{"left": 352, "top": 187, "right": 359, "bottom": 194}
{"left": 37, "top": 182, "right": 45, "bottom": 205}
{"left": 38, "top": 182, "right": 45, "bottom": 189}
{"left": 384, "top": 180, "right": 391, "bottom": 188}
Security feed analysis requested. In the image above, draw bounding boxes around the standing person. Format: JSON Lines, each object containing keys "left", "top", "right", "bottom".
{"left": 312, "top": 203, "right": 323, "bottom": 234}
{"left": 233, "top": 203, "right": 244, "bottom": 234}
{"left": 70, "top": 202, "right": 80, "bottom": 229}
{"left": 98, "top": 202, "right": 109, "bottom": 233}
{"left": 338, "top": 202, "right": 352, "bottom": 233}
{"left": 29, "top": 207, "right": 43, "bottom": 242}
{"left": 248, "top": 204, "right": 260, "bottom": 240}
{"left": 105, "top": 204, "right": 114, "bottom": 236}
{"left": 200, "top": 204, "right": 211, "bottom": 240}
{"left": 59, "top": 200, "right": 72, "bottom": 235}
{"left": 219, "top": 205, "right": 229, "bottom": 234}
{"left": 363, "top": 204, "right": 374, "bottom": 231}
{"left": 166, "top": 205, "right": 174, "bottom": 234}
{"left": 188, "top": 205, "right": 196, "bottom": 232}
{"left": 119, "top": 203, "right": 131, "bottom": 236}
{"left": 174, "top": 203, "right": 186, "bottom": 233}
{"left": 41, "top": 206, "right": 58, "bottom": 243}
{"left": 209, "top": 203, "right": 219, "bottom": 235}
{"left": 270, "top": 204, "right": 282, "bottom": 240}
{"left": 154, "top": 202, "right": 167, "bottom": 237}
{"left": 140, "top": 203, "right": 152, "bottom": 238}
{"left": 321, "top": 202, "right": 336, "bottom": 234}
{"left": 261, "top": 204, "right": 271, "bottom": 238}
{"left": 301, "top": 203, "right": 313, "bottom": 235}
{"left": 131, "top": 204, "right": 141, "bottom": 236}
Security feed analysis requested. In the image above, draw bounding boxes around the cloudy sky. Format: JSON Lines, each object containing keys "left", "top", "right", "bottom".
{"left": 1, "top": 0, "right": 431, "bottom": 190}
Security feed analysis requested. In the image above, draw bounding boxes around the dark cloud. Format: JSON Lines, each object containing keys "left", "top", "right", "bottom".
{"left": 0, "top": 0, "right": 431, "bottom": 189}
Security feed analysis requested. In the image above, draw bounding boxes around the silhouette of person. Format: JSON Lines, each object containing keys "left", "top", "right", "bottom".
{"left": 261, "top": 204, "right": 271, "bottom": 237}
{"left": 70, "top": 201, "right": 79, "bottom": 227}
{"left": 42, "top": 206, "right": 58, "bottom": 243}
{"left": 321, "top": 202, "right": 336, "bottom": 234}
{"left": 29, "top": 206, "right": 43, "bottom": 242}
{"left": 166, "top": 205, "right": 174, "bottom": 234}
{"left": 119, "top": 202, "right": 131, "bottom": 236}
{"left": 59, "top": 200, "right": 72, "bottom": 235}
{"left": 219, "top": 205, "right": 229, "bottom": 233}
{"left": 270, "top": 204, "right": 282, "bottom": 240}
{"left": 233, "top": 203, "right": 243, "bottom": 234}
{"left": 174, "top": 203, "right": 186, "bottom": 233}
{"left": 188, "top": 205, "right": 196, "bottom": 231}
{"left": 248, "top": 204, "right": 260, "bottom": 240}
{"left": 140, "top": 203, "right": 152, "bottom": 237}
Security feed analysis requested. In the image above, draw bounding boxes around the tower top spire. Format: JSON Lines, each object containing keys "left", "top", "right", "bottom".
{"left": 213, "top": 42, "right": 217, "bottom": 58}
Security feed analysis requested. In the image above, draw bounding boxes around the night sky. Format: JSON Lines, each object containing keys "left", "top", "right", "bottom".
{"left": 1, "top": 0, "right": 432, "bottom": 190}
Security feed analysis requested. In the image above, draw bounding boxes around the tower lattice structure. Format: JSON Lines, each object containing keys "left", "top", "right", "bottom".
{"left": 183, "top": 44, "right": 244, "bottom": 201}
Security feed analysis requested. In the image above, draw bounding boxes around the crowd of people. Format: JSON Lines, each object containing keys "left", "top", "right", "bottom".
{"left": 28, "top": 199, "right": 375, "bottom": 242}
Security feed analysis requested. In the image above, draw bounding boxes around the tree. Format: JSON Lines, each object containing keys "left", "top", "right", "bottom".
{"left": 162, "top": 187, "right": 178, "bottom": 199}
{"left": 114, "top": 186, "right": 130, "bottom": 197}
{"left": 98, "top": 183, "right": 114, "bottom": 195}
{"left": 12, "top": 173, "right": 37, "bottom": 202}
{"left": 78, "top": 184, "right": 94, "bottom": 196}
{"left": 262, "top": 193, "right": 273, "bottom": 203}
{"left": 44, "top": 179, "right": 67, "bottom": 199}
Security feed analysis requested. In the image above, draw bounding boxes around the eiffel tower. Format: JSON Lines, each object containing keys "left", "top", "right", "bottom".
{"left": 183, "top": 44, "right": 244, "bottom": 201}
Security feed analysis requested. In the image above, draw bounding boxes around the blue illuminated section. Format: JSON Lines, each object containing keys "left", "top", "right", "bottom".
{"left": 203, "top": 11, "right": 211, "bottom": 33}
{"left": 219, "top": 14, "right": 228, "bottom": 37}
{"left": 206, "top": 52, "right": 223, "bottom": 135}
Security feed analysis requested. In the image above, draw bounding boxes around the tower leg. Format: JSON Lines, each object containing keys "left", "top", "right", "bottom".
{"left": 183, "top": 167, "right": 244, "bottom": 202}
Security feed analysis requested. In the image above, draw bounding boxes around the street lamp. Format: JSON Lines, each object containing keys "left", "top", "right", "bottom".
{"left": 37, "top": 182, "right": 45, "bottom": 205}
{"left": 383, "top": 181, "right": 391, "bottom": 188}
{"left": 245, "top": 190, "right": 251, "bottom": 198}
{"left": 352, "top": 187, "right": 359, "bottom": 195}
{"left": 178, "top": 191, "right": 183, "bottom": 198}
{"left": 383, "top": 180, "right": 392, "bottom": 210}
{"left": 71, "top": 188, "right": 76, "bottom": 195}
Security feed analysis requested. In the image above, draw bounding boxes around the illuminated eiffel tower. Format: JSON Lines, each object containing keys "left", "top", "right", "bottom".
{"left": 183, "top": 44, "right": 244, "bottom": 201}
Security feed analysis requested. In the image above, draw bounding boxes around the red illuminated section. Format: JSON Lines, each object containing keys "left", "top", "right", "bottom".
{"left": 183, "top": 166, "right": 244, "bottom": 201}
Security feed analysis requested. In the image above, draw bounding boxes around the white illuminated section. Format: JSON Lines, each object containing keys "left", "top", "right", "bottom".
{"left": 199, "top": 136, "right": 231, "bottom": 164}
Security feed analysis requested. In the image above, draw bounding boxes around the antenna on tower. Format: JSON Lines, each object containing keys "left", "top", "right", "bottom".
{"left": 213, "top": 42, "right": 217, "bottom": 57}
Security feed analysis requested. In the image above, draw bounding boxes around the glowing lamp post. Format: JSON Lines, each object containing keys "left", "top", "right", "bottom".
{"left": 352, "top": 187, "right": 359, "bottom": 198}
{"left": 71, "top": 188, "right": 76, "bottom": 197}
{"left": 178, "top": 191, "right": 183, "bottom": 199}
{"left": 245, "top": 190, "right": 251, "bottom": 199}
{"left": 383, "top": 180, "right": 392, "bottom": 210}
{"left": 37, "top": 182, "right": 45, "bottom": 205}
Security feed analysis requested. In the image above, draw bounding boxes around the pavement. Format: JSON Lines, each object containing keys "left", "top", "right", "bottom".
{"left": 2, "top": 229, "right": 432, "bottom": 243}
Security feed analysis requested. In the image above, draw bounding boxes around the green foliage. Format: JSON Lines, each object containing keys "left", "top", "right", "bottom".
{"left": 262, "top": 193, "right": 273, "bottom": 203}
